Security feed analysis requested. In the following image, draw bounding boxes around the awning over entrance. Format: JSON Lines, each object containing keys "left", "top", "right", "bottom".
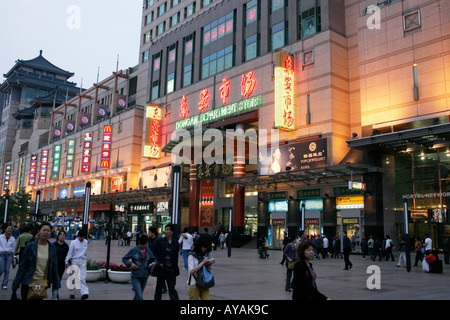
{"left": 347, "top": 123, "right": 450, "bottom": 153}
{"left": 224, "top": 163, "right": 383, "bottom": 188}
{"left": 35, "top": 187, "right": 172, "bottom": 210}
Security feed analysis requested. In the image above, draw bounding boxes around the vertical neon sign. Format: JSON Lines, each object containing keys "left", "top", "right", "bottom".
{"left": 274, "top": 51, "right": 295, "bottom": 131}
{"left": 144, "top": 104, "right": 162, "bottom": 159}
{"left": 51, "top": 145, "right": 62, "bottom": 180}
{"left": 39, "top": 150, "right": 49, "bottom": 184}
{"left": 29, "top": 154, "right": 38, "bottom": 186}
{"left": 100, "top": 125, "right": 112, "bottom": 169}
{"left": 65, "top": 139, "right": 76, "bottom": 177}
{"left": 82, "top": 133, "right": 92, "bottom": 173}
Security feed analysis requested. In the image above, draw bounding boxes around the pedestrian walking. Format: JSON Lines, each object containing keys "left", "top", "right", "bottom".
{"left": 53, "top": 230, "right": 69, "bottom": 299}
{"left": 333, "top": 236, "right": 342, "bottom": 259}
{"left": 219, "top": 232, "right": 226, "bottom": 250}
{"left": 424, "top": 233, "right": 433, "bottom": 254}
{"left": 147, "top": 227, "right": 167, "bottom": 294}
{"left": 342, "top": 232, "right": 353, "bottom": 270}
{"left": 153, "top": 224, "right": 180, "bottom": 300}
{"left": 291, "top": 241, "right": 327, "bottom": 300}
{"left": 0, "top": 225, "right": 16, "bottom": 289}
{"left": 413, "top": 237, "right": 424, "bottom": 266}
{"left": 397, "top": 236, "right": 407, "bottom": 268}
{"left": 65, "top": 228, "right": 89, "bottom": 300}
{"left": 361, "top": 237, "right": 368, "bottom": 258}
{"left": 385, "top": 235, "right": 395, "bottom": 261}
{"left": 187, "top": 236, "right": 215, "bottom": 300}
{"left": 178, "top": 227, "right": 194, "bottom": 271}
{"left": 11, "top": 222, "right": 61, "bottom": 300}
{"left": 372, "top": 237, "right": 382, "bottom": 262}
{"left": 367, "top": 236, "right": 374, "bottom": 258}
{"left": 322, "top": 235, "right": 329, "bottom": 259}
{"left": 122, "top": 234, "right": 156, "bottom": 300}
{"left": 283, "top": 237, "right": 296, "bottom": 292}
{"left": 14, "top": 224, "right": 33, "bottom": 264}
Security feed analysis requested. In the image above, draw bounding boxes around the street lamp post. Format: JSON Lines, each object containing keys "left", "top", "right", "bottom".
{"left": 228, "top": 208, "right": 233, "bottom": 258}
{"left": 105, "top": 201, "right": 114, "bottom": 283}
{"left": 82, "top": 182, "right": 91, "bottom": 231}
{"left": 403, "top": 198, "right": 411, "bottom": 272}
{"left": 171, "top": 165, "right": 181, "bottom": 239}
{"left": 3, "top": 195, "right": 9, "bottom": 225}
{"left": 300, "top": 202, "right": 305, "bottom": 236}
{"left": 34, "top": 190, "right": 41, "bottom": 222}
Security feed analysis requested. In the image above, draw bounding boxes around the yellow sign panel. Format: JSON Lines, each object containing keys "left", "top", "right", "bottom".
{"left": 146, "top": 104, "right": 162, "bottom": 121}
{"left": 336, "top": 196, "right": 364, "bottom": 205}
{"left": 274, "top": 51, "right": 295, "bottom": 131}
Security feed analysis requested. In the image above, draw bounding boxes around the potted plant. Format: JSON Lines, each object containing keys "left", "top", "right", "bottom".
{"left": 86, "top": 260, "right": 103, "bottom": 282}
{"left": 107, "top": 264, "right": 132, "bottom": 283}
{"left": 97, "top": 261, "right": 118, "bottom": 280}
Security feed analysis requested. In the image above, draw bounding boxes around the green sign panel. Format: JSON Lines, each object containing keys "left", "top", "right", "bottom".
{"left": 297, "top": 188, "right": 321, "bottom": 199}
{"left": 334, "top": 186, "right": 362, "bottom": 196}
{"left": 266, "top": 191, "right": 287, "bottom": 201}
{"left": 175, "top": 95, "right": 262, "bottom": 130}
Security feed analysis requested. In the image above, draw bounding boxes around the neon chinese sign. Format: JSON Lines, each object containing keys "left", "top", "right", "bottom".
{"left": 219, "top": 78, "right": 231, "bottom": 105}
{"left": 179, "top": 95, "right": 189, "bottom": 119}
{"left": 241, "top": 71, "right": 257, "bottom": 97}
{"left": 29, "top": 154, "right": 38, "bottom": 186}
{"left": 82, "top": 133, "right": 92, "bottom": 173}
{"left": 100, "top": 125, "right": 112, "bottom": 169}
{"left": 274, "top": 52, "right": 295, "bottom": 131}
{"left": 198, "top": 89, "right": 210, "bottom": 111}
{"left": 65, "top": 139, "right": 76, "bottom": 177}
{"left": 144, "top": 104, "right": 162, "bottom": 159}
{"left": 51, "top": 145, "right": 61, "bottom": 180}
{"left": 39, "top": 150, "right": 49, "bottom": 184}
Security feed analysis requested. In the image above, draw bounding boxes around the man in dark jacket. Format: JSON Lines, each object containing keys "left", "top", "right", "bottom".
{"left": 343, "top": 232, "right": 353, "bottom": 270}
{"left": 152, "top": 224, "right": 180, "bottom": 300}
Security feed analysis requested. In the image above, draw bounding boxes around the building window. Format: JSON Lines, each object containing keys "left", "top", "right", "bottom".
{"left": 271, "top": 0, "right": 284, "bottom": 13}
{"left": 152, "top": 80, "right": 160, "bottom": 100}
{"left": 202, "top": 0, "right": 213, "bottom": 8}
{"left": 167, "top": 73, "right": 175, "bottom": 94}
{"left": 146, "top": 0, "right": 154, "bottom": 9}
{"left": 142, "top": 50, "right": 150, "bottom": 63}
{"left": 168, "top": 47, "right": 177, "bottom": 64}
{"left": 172, "top": 0, "right": 181, "bottom": 7}
{"left": 183, "top": 65, "right": 193, "bottom": 87}
{"left": 246, "top": 0, "right": 258, "bottom": 25}
{"left": 245, "top": 34, "right": 259, "bottom": 61}
{"left": 185, "top": 2, "right": 196, "bottom": 18}
{"left": 171, "top": 12, "right": 180, "bottom": 27}
{"left": 158, "top": 2, "right": 167, "bottom": 17}
{"left": 202, "top": 11, "right": 234, "bottom": 48}
{"left": 144, "top": 30, "right": 153, "bottom": 44}
{"left": 153, "top": 55, "right": 161, "bottom": 71}
{"left": 202, "top": 46, "right": 233, "bottom": 79}
{"left": 157, "top": 21, "right": 166, "bottom": 35}
{"left": 24, "top": 87, "right": 36, "bottom": 104}
{"left": 271, "top": 21, "right": 287, "bottom": 51}
{"left": 299, "top": 7, "right": 320, "bottom": 39}
{"left": 145, "top": 12, "right": 154, "bottom": 25}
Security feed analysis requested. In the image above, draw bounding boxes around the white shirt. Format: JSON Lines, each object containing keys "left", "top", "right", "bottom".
{"left": 0, "top": 234, "right": 16, "bottom": 254}
{"left": 424, "top": 237, "right": 432, "bottom": 251}
{"left": 65, "top": 238, "right": 88, "bottom": 263}
{"left": 385, "top": 239, "right": 392, "bottom": 248}
{"left": 178, "top": 233, "right": 194, "bottom": 250}
{"left": 323, "top": 238, "right": 329, "bottom": 249}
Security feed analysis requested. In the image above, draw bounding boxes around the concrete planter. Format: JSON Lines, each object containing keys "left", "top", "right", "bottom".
{"left": 107, "top": 270, "right": 131, "bottom": 283}
{"left": 85, "top": 269, "right": 102, "bottom": 282}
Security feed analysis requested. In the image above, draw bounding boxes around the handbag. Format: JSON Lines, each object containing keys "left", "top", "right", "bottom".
{"left": 287, "top": 261, "right": 295, "bottom": 270}
{"left": 27, "top": 245, "right": 50, "bottom": 300}
{"left": 27, "top": 279, "right": 48, "bottom": 300}
{"left": 425, "top": 253, "right": 436, "bottom": 264}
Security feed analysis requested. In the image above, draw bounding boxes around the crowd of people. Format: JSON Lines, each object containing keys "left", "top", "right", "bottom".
{"left": 1, "top": 222, "right": 448, "bottom": 301}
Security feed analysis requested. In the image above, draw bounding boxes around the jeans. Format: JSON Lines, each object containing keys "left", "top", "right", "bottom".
{"left": 397, "top": 252, "right": 406, "bottom": 267}
{"left": 155, "top": 268, "right": 179, "bottom": 300}
{"left": 0, "top": 253, "right": 12, "bottom": 287}
{"left": 182, "top": 249, "right": 190, "bottom": 270}
{"left": 285, "top": 266, "right": 293, "bottom": 290}
{"left": 131, "top": 276, "right": 148, "bottom": 300}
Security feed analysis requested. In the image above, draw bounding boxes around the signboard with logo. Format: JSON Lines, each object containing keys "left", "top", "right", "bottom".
{"left": 29, "top": 154, "right": 38, "bottom": 186}
{"left": 156, "top": 201, "right": 169, "bottom": 215}
{"left": 51, "top": 145, "right": 62, "bottom": 180}
{"left": 65, "top": 139, "right": 76, "bottom": 177}
{"left": 101, "top": 125, "right": 112, "bottom": 169}
{"left": 39, "top": 150, "right": 49, "bottom": 184}
{"left": 336, "top": 196, "right": 364, "bottom": 209}
{"left": 128, "top": 202, "right": 153, "bottom": 214}
{"left": 299, "top": 199, "right": 323, "bottom": 211}
{"left": 73, "top": 184, "right": 85, "bottom": 198}
{"left": 274, "top": 51, "right": 295, "bottom": 131}
{"left": 259, "top": 138, "right": 327, "bottom": 174}
{"left": 268, "top": 200, "right": 288, "bottom": 212}
{"left": 111, "top": 176, "right": 124, "bottom": 193}
{"left": 82, "top": 133, "right": 92, "bottom": 173}
{"left": 58, "top": 187, "right": 69, "bottom": 199}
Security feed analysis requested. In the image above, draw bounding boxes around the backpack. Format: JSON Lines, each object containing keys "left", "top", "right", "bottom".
{"left": 189, "top": 253, "right": 215, "bottom": 289}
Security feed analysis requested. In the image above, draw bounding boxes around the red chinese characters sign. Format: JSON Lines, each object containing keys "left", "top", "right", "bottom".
{"left": 39, "top": 150, "right": 49, "bottom": 184}
{"left": 179, "top": 95, "right": 189, "bottom": 119}
{"left": 29, "top": 154, "right": 38, "bottom": 186}
{"left": 81, "top": 133, "right": 92, "bottom": 173}
{"left": 100, "top": 125, "right": 112, "bottom": 169}
{"left": 198, "top": 89, "right": 210, "bottom": 111}
{"left": 274, "top": 52, "right": 295, "bottom": 131}
{"left": 144, "top": 104, "right": 162, "bottom": 159}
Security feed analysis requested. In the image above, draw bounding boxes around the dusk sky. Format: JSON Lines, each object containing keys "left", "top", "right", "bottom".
{"left": 0, "top": 0, "right": 142, "bottom": 89}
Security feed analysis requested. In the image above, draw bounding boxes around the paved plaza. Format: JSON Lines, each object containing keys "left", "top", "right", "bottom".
{"left": 1, "top": 239, "right": 449, "bottom": 301}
